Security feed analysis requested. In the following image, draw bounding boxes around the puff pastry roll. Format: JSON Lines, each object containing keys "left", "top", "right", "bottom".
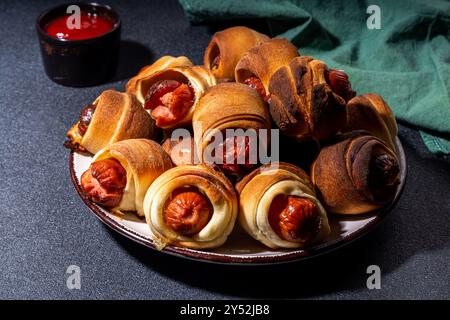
{"left": 345, "top": 94, "right": 398, "bottom": 152}
{"left": 133, "top": 65, "right": 216, "bottom": 129}
{"left": 144, "top": 165, "right": 238, "bottom": 249}
{"left": 193, "top": 82, "right": 271, "bottom": 176}
{"left": 125, "top": 55, "right": 193, "bottom": 98}
{"left": 235, "top": 38, "right": 299, "bottom": 101}
{"left": 66, "top": 90, "right": 156, "bottom": 154}
{"left": 204, "top": 26, "right": 269, "bottom": 82}
{"left": 80, "top": 139, "right": 173, "bottom": 216}
{"left": 311, "top": 132, "right": 400, "bottom": 215}
{"left": 268, "top": 56, "right": 356, "bottom": 142}
{"left": 235, "top": 162, "right": 330, "bottom": 249}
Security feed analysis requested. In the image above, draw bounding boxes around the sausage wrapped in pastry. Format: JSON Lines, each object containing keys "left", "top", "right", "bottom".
{"left": 235, "top": 162, "right": 330, "bottom": 249}
{"left": 133, "top": 65, "right": 216, "bottom": 129}
{"left": 80, "top": 139, "right": 173, "bottom": 216}
{"left": 125, "top": 55, "right": 193, "bottom": 98}
{"left": 193, "top": 83, "right": 271, "bottom": 177}
{"left": 204, "top": 26, "right": 269, "bottom": 82}
{"left": 144, "top": 165, "right": 238, "bottom": 249}
{"left": 66, "top": 90, "right": 156, "bottom": 154}
{"left": 344, "top": 94, "right": 398, "bottom": 152}
{"left": 311, "top": 132, "right": 400, "bottom": 215}
{"left": 268, "top": 56, "right": 355, "bottom": 142}
{"left": 235, "top": 38, "right": 299, "bottom": 101}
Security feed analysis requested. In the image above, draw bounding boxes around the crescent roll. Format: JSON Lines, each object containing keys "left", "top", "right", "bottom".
{"left": 125, "top": 55, "right": 193, "bottom": 97}
{"left": 235, "top": 38, "right": 299, "bottom": 101}
{"left": 268, "top": 56, "right": 355, "bottom": 142}
{"left": 345, "top": 94, "right": 398, "bottom": 152}
{"left": 193, "top": 82, "right": 271, "bottom": 177}
{"left": 204, "top": 26, "right": 269, "bottom": 82}
{"left": 66, "top": 90, "right": 156, "bottom": 154}
{"left": 133, "top": 65, "right": 216, "bottom": 129}
{"left": 143, "top": 165, "right": 238, "bottom": 249}
{"left": 80, "top": 139, "right": 173, "bottom": 216}
{"left": 311, "top": 132, "right": 400, "bottom": 215}
{"left": 235, "top": 162, "right": 330, "bottom": 249}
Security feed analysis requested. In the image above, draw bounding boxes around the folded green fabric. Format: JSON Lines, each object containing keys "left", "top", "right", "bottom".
{"left": 179, "top": 0, "right": 450, "bottom": 154}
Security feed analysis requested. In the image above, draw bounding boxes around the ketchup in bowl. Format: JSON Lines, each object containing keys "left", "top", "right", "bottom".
{"left": 45, "top": 12, "right": 113, "bottom": 41}
{"left": 36, "top": 3, "right": 121, "bottom": 86}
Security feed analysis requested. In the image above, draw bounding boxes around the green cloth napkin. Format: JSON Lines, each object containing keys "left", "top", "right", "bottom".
{"left": 179, "top": 0, "right": 450, "bottom": 154}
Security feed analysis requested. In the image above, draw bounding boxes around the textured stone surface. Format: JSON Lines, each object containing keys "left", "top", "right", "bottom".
{"left": 0, "top": 0, "right": 448, "bottom": 299}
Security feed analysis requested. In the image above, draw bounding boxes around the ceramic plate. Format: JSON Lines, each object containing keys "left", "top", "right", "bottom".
{"left": 69, "top": 138, "right": 406, "bottom": 265}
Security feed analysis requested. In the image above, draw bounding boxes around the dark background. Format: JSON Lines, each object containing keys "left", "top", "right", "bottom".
{"left": 0, "top": 0, "right": 448, "bottom": 299}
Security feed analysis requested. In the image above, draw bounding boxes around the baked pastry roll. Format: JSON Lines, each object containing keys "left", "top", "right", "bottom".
{"left": 311, "top": 132, "right": 400, "bottom": 215}
{"left": 345, "top": 94, "right": 398, "bottom": 152}
{"left": 204, "top": 26, "right": 269, "bottom": 82}
{"left": 66, "top": 90, "right": 156, "bottom": 154}
{"left": 143, "top": 165, "right": 238, "bottom": 249}
{"left": 125, "top": 55, "right": 193, "bottom": 97}
{"left": 235, "top": 162, "right": 330, "bottom": 249}
{"left": 235, "top": 38, "right": 299, "bottom": 101}
{"left": 193, "top": 82, "right": 271, "bottom": 177}
{"left": 268, "top": 56, "right": 356, "bottom": 142}
{"left": 80, "top": 139, "right": 173, "bottom": 216}
{"left": 133, "top": 65, "right": 216, "bottom": 129}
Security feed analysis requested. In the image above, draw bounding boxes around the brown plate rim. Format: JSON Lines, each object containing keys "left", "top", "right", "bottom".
{"left": 69, "top": 137, "right": 407, "bottom": 265}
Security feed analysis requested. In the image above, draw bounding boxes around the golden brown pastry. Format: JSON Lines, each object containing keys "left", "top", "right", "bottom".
{"left": 132, "top": 65, "right": 216, "bottom": 129}
{"left": 125, "top": 56, "right": 193, "bottom": 97}
{"left": 235, "top": 162, "right": 330, "bottom": 249}
{"left": 143, "top": 165, "right": 238, "bottom": 249}
{"left": 311, "top": 132, "right": 400, "bottom": 215}
{"left": 80, "top": 139, "right": 173, "bottom": 216}
{"left": 204, "top": 26, "right": 269, "bottom": 82}
{"left": 193, "top": 82, "right": 271, "bottom": 177}
{"left": 235, "top": 38, "right": 299, "bottom": 101}
{"left": 268, "top": 56, "right": 356, "bottom": 142}
{"left": 345, "top": 94, "right": 398, "bottom": 151}
{"left": 65, "top": 90, "right": 156, "bottom": 154}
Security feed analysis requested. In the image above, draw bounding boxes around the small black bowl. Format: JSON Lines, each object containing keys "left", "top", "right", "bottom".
{"left": 36, "top": 2, "right": 121, "bottom": 87}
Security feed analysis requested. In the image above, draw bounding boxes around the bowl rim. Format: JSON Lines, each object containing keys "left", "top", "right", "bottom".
{"left": 68, "top": 137, "right": 407, "bottom": 265}
{"left": 36, "top": 2, "right": 121, "bottom": 44}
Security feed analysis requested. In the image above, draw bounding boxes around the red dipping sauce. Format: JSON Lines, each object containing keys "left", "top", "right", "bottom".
{"left": 45, "top": 13, "right": 113, "bottom": 40}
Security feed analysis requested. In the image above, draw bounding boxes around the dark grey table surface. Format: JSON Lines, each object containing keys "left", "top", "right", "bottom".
{"left": 0, "top": 0, "right": 449, "bottom": 300}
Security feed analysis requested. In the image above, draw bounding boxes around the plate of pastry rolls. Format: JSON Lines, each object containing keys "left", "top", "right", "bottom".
{"left": 65, "top": 26, "right": 406, "bottom": 264}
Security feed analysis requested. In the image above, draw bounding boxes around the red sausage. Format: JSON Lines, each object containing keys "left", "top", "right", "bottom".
{"left": 164, "top": 187, "right": 212, "bottom": 235}
{"left": 81, "top": 158, "right": 127, "bottom": 208}
{"left": 268, "top": 195, "right": 321, "bottom": 244}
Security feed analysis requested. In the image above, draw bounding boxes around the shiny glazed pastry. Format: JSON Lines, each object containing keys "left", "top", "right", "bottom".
{"left": 235, "top": 162, "right": 330, "bottom": 249}
{"left": 204, "top": 26, "right": 269, "bottom": 82}
{"left": 133, "top": 65, "right": 216, "bottom": 129}
{"left": 143, "top": 165, "right": 238, "bottom": 249}
{"left": 193, "top": 83, "right": 271, "bottom": 176}
{"left": 125, "top": 55, "right": 193, "bottom": 97}
{"left": 235, "top": 38, "right": 299, "bottom": 101}
{"left": 80, "top": 139, "right": 173, "bottom": 216}
{"left": 311, "top": 132, "right": 400, "bottom": 214}
{"left": 66, "top": 90, "right": 156, "bottom": 154}
{"left": 344, "top": 94, "right": 398, "bottom": 152}
{"left": 268, "top": 56, "right": 355, "bottom": 142}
